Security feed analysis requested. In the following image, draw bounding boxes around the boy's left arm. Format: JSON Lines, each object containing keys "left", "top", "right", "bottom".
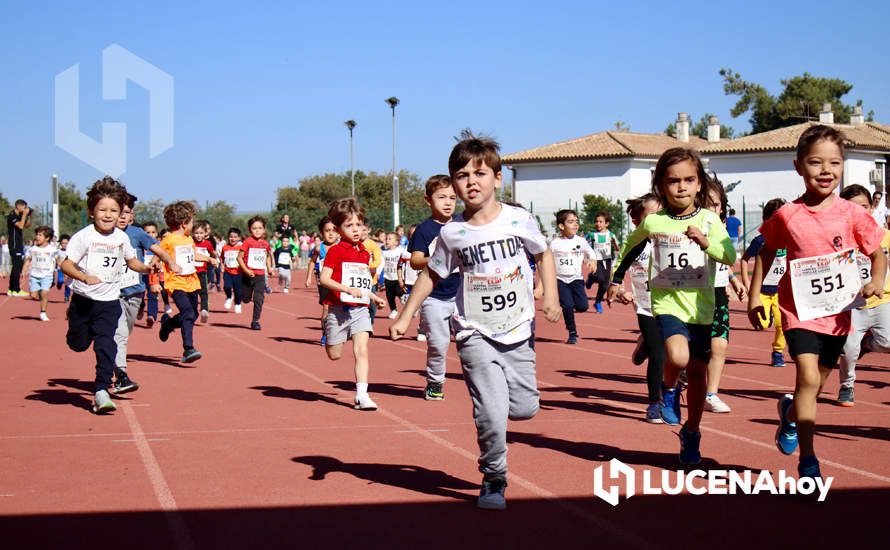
{"left": 534, "top": 249, "right": 561, "bottom": 322}
{"left": 863, "top": 248, "right": 887, "bottom": 299}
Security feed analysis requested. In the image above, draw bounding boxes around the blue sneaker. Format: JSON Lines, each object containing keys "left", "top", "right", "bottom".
{"left": 798, "top": 455, "right": 821, "bottom": 479}
{"left": 660, "top": 385, "right": 681, "bottom": 425}
{"left": 645, "top": 402, "right": 663, "bottom": 424}
{"left": 775, "top": 394, "right": 799, "bottom": 455}
{"left": 566, "top": 332, "right": 578, "bottom": 345}
{"left": 594, "top": 301, "right": 603, "bottom": 314}
{"left": 678, "top": 424, "right": 702, "bottom": 464}
{"left": 771, "top": 351, "right": 785, "bottom": 367}
{"left": 320, "top": 334, "right": 327, "bottom": 346}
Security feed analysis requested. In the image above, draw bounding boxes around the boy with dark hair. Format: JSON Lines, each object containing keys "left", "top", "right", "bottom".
{"left": 23, "top": 226, "right": 60, "bottom": 320}
{"left": 238, "top": 215, "right": 274, "bottom": 330}
{"left": 550, "top": 209, "right": 596, "bottom": 343}
{"left": 585, "top": 210, "right": 619, "bottom": 312}
{"left": 193, "top": 219, "right": 217, "bottom": 322}
{"left": 392, "top": 131, "right": 561, "bottom": 510}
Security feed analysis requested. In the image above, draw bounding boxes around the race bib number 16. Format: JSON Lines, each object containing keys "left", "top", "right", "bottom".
{"left": 649, "top": 233, "right": 708, "bottom": 289}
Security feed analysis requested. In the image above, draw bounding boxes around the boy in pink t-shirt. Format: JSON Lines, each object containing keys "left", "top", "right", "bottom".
{"left": 748, "top": 125, "right": 885, "bottom": 482}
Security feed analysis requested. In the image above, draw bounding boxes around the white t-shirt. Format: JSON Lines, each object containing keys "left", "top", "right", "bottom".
{"left": 381, "top": 247, "right": 410, "bottom": 281}
{"left": 428, "top": 204, "right": 546, "bottom": 345}
{"left": 402, "top": 257, "right": 420, "bottom": 286}
{"left": 549, "top": 235, "right": 595, "bottom": 283}
{"left": 589, "top": 230, "right": 615, "bottom": 261}
{"left": 26, "top": 243, "right": 59, "bottom": 278}
{"left": 630, "top": 241, "right": 653, "bottom": 316}
{"left": 66, "top": 225, "right": 137, "bottom": 302}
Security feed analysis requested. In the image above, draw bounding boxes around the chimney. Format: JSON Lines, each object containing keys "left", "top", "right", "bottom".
{"left": 851, "top": 105, "right": 865, "bottom": 126}
{"left": 676, "top": 112, "right": 690, "bottom": 143}
{"left": 707, "top": 115, "right": 721, "bottom": 143}
{"left": 819, "top": 102, "right": 834, "bottom": 124}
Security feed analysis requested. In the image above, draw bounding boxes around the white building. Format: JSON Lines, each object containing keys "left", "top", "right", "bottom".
{"left": 505, "top": 107, "right": 890, "bottom": 241}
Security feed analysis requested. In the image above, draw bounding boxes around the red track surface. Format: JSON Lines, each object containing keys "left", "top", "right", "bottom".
{"left": 2, "top": 272, "right": 888, "bottom": 549}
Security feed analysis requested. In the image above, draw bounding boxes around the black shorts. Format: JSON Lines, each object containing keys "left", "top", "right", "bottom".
{"left": 785, "top": 329, "right": 847, "bottom": 368}
{"left": 657, "top": 314, "right": 711, "bottom": 361}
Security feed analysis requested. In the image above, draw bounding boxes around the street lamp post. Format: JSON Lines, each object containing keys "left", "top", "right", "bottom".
{"left": 344, "top": 120, "right": 357, "bottom": 197}
{"left": 385, "top": 96, "right": 400, "bottom": 228}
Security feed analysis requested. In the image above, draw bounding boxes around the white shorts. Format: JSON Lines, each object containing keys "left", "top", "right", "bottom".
{"left": 324, "top": 305, "right": 373, "bottom": 345}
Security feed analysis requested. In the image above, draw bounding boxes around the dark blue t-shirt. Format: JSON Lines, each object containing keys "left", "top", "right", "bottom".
{"left": 744, "top": 234, "right": 779, "bottom": 295}
{"left": 409, "top": 217, "right": 460, "bottom": 300}
{"left": 726, "top": 216, "right": 742, "bottom": 239}
{"left": 122, "top": 224, "right": 159, "bottom": 295}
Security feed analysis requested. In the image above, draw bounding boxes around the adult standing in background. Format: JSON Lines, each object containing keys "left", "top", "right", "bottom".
{"left": 276, "top": 214, "right": 294, "bottom": 239}
{"left": 725, "top": 208, "right": 742, "bottom": 251}
{"left": 872, "top": 191, "right": 888, "bottom": 228}
{"left": 6, "top": 199, "right": 32, "bottom": 296}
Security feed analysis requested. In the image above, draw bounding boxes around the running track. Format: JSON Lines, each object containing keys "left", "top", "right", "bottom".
{"left": 1, "top": 273, "right": 888, "bottom": 549}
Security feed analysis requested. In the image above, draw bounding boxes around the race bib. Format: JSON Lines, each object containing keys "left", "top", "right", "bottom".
{"left": 31, "top": 250, "right": 54, "bottom": 272}
{"left": 384, "top": 254, "right": 400, "bottom": 278}
{"left": 175, "top": 244, "right": 196, "bottom": 275}
{"left": 120, "top": 266, "right": 140, "bottom": 288}
{"left": 340, "top": 262, "right": 372, "bottom": 304}
{"left": 649, "top": 233, "right": 708, "bottom": 289}
{"left": 630, "top": 244, "right": 651, "bottom": 311}
{"left": 278, "top": 252, "right": 292, "bottom": 265}
{"left": 762, "top": 250, "right": 787, "bottom": 287}
{"left": 86, "top": 242, "right": 124, "bottom": 283}
{"left": 463, "top": 265, "right": 530, "bottom": 334}
{"left": 554, "top": 251, "right": 583, "bottom": 279}
{"left": 593, "top": 234, "right": 611, "bottom": 259}
{"left": 789, "top": 248, "right": 864, "bottom": 321}
{"left": 714, "top": 262, "right": 730, "bottom": 288}
{"left": 224, "top": 250, "right": 240, "bottom": 269}
{"left": 247, "top": 247, "right": 267, "bottom": 270}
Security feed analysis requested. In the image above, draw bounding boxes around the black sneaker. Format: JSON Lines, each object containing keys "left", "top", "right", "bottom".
{"left": 566, "top": 332, "right": 578, "bottom": 345}
{"left": 477, "top": 475, "right": 507, "bottom": 510}
{"left": 159, "top": 313, "right": 173, "bottom": 342}
{"left": 111, "top": 370, "right": 139, "bottom": 394}
{"left": 250, "top": 322, "right": 262, "bottom": 330}
{"left": 837, "top": 386, "right": 854, "bottom": 407}
{"left": 631, "top": 336, "right": 648, "bottom": 365}
{"left": 424, "top": 381, "right": 444, "bottom": 401}
{"left": 182, "top": 348, "right": 203, "bottom": 364}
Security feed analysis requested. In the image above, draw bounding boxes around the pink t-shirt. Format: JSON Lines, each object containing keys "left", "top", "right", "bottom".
{"left": 760, "top": 195, "right": 884, "bottom": 335}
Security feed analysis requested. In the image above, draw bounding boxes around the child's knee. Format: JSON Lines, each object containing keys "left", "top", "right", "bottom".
{"left": 509, "top": 396, "right": 539, "bottom": 421}
{"left": 575, "top": 303, "right": 589, "bottom": 313}
{"left": 66, "top": 335, "right": 90, "bottom": 353}
{"left": 325, "top": 344, "right": 342, "bottom": 360}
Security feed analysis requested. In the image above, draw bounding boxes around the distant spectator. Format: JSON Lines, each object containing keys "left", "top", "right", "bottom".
{"left": 276, "top": 214, "right": 294, "bottom": 239}
{"left": 6, "top": 199, "right": 32, "bottom": 296}
{"left": 872, "top": 190, "right": 888, "bottom": 228}
{"left": 725, "top": 208, "right": 742, "bottom": 250}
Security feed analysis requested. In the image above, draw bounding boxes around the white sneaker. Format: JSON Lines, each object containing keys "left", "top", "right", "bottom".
{"left": 224, "top": 298, "right": 232, "bottom": 310}
{"left": 164, "top": 306, "right": 173, "bottom": 316}
{"left": 92, "top": 390, "right": 117, "bottom": 414}
{"left": 234, "top": 304, "right": 242, "bottom": 314}
{"left": 354, "top": 394, "right": 378, "bottom": 410}
{"left": 417, "top": 333, "right": 427, "bottom": 342}
{"left": 200, "top": 310, "right": 209, "bottom": 323}
{"left": 39, "top": 311, "right": 50, "bottom": 322}
{"left": 705, "top": 394, "right": 731, "bottom": 413}
{"left": 283, "top": 287, "right": 289, "bottom": 294}
{"left": 387, "top": 310, "right": 399, "bottom": 320}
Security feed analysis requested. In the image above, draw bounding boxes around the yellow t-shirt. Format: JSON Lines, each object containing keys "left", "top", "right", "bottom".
{"left": 363, "top": 238, "right": 382, "bottom": 275}
{"left": 161, "top": 232, "right": 200, "bottom": 293}
{"left": 864, "top": 230, "right": 890, "bottom": 309}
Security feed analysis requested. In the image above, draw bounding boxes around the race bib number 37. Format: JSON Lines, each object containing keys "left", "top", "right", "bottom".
{"left": 463, "top": 265, "right": 529, "bottom": 334}
{"left": 86, "top": 242, "right": 124, "bottom": 283}
{"left": 789, "top": 248, "right": 864, "bottom": 321}
{"left": 649, "top": 233, "right": 708, "bottom": 289}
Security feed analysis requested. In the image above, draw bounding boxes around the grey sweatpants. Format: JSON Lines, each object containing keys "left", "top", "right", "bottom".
{"left": 419, "top": 296, "right": 455, "bottom": 384}
{"left": 114, "top": 294, "right": 143, "bottom": 371}
{"left": 839, "top": 302, "right": 890, "bottom": 388}
{"left": 457, "top": 333, "right": 539, "bottom": 476}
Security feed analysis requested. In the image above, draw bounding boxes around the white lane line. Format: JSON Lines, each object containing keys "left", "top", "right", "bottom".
{"left": 213, "top": 325, "right": 657, "bottom": 550}
{"left": 112, "top": 438, "right": 170, "bottom": 443}
{"left": 121, "top": 403, "right": 196, "bottom": 550}
{"left": 394, "top": 428, "right": 449, "bottom": 433}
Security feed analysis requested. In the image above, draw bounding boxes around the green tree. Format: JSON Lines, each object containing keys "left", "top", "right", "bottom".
{"left": 197, "top": 200, "right": 250, "bottom": 235}
{"left": 580, "top": 194, "right": 625, "bottom": 241}
{"left": 133, "top": 198, "right": 165, "bottom": 228}
{"left": 58, "top": 181, "right": 88, "bottom": 236}
{"left": 665, "top": 113, "right": 735, "bottom": 139}
{"left": 0, "top": 192, "right": 10, "bottom": 216}
{"left": 720, "top": 68, "right": 873, "bottom": 134}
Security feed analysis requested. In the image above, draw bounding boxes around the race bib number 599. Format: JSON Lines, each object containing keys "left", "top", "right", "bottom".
{"left": 463, "top": 265, "right": 529, "bottom": 334}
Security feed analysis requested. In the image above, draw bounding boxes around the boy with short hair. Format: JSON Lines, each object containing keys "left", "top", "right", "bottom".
{"left": 408, "top": 174, "right": 460, "bottom": 399}
{"left": 222, "top": 227, "right": 244, "bottom": 313}
{"left": 238, "top": 216, "right": 274, "bottom": 330}
{"left": 585, "top": 210, "right": 619, "bottom": 313}
{"left": 158, "top": 201, "right": 216, "bottom": 363}
{"left": 381, "top": 231, "right": 409, "bottom": 319}
{"left": 550, "top": 209, "right": 596, "bottom": 343}
{"left": 391, "top": 132, "right": 561, "bottom": 510}
{"left": 275, "top": 235, "right": 298, "bottom": 293}
{"left": 23, "top": 226, "right": 60, "bottom": 321}
{"left": 193, "top": 219, "right": 217, "bottom": 323}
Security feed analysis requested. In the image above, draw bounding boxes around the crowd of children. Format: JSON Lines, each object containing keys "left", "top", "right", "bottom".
{"left": 7, "top": 124, "right": 886, "bottom": 510}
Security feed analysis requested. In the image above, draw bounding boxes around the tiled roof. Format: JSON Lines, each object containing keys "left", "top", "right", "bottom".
{"left": 700, "top": 121, "right": 890, "bottom": 154}
{"left": 503, "top": 131, "right": 708, "bottom": 164}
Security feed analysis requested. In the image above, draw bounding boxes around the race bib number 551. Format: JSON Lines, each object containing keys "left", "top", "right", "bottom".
{"left": 789, "top": 248, "right": 863, "bottom": 321}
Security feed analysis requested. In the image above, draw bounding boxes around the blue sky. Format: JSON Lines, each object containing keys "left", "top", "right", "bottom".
{"left": 2, "top": 0, "right": 889, "bottom": 213}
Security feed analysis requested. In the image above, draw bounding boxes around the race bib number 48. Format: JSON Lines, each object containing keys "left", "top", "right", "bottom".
{"left": 463, "top": 265, "right": 529, "bottom": 334}
{"left": 86, "top": 242, "right": 124, "bottom": 283}
{"left": 763, "top": 250, "right": 787, "bottom": 287}
{"left": 340, "top": 262, "right": 372, "bottom": 305}
{"left": 649, "top": 233, "right": 708, "bottom": 289}
{"left": 789, "top": 248, "right": 864, "bottom": 321}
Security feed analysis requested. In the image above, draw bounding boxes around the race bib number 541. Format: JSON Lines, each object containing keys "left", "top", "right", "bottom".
{"left": 789, "top": 248, "right": 863, "bottom": 321}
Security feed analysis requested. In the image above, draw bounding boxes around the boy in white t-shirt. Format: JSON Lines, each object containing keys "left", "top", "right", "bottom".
{"left": 391, "top": 132, "right": 561, "bottom": 510}
{"left": 550, "top": 209, "right": 596, "bottom": 344}
{"left": 23, "top": 226, "right": 60, "bottom": 321}
{"left": 381, "top": 232, "right": 410, "bottom": 319}
{"left": 60, "top": 177, "right": 155, "bottom": 414}
{"left": 585, "top": 211, "right": 620, "bottom": 313}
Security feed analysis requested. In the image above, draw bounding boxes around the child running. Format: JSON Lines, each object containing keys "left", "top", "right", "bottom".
{"left": 739, "top": 199, "right": 788, "bottom": 367}
{"left": 238, "top": 216, "right": 274, "bottom": 330}
{"left": 408, "top": 174, "right": 459, "bottom": 398}
{"left": 275, "top": 235, "right": 298, "bottom": 293}
{"left": 193, "top": 220, "right": 217, "bottom": 323}
{"left": 550, "top": 209, "right": 596, "bottom": 344}
{"left": 56, "top": 234, "right": 72, "bottom": 303}
{"left": 158, "top": 201, "right": 217, "bottom": 363}
{"left": 585, "top": 211, "right": 619, "bottom": 313}
{"left": 306, "top": 216, "right": 339, "bottom": 345}
{"left": 391, "top": 132, "right": 561, "bottom": 510}
{"left": 60, "top": 177, "right": 154, "bottom": 414}
{"left": 747, "top": 125, "right": 885, "bottom": 481}
{"left": 609, "top": 147, "right": 735, "bottom": 464}
{"left": 381, "top": 231, "right": 409, "bottom": 319}
{"left": 23, "top": 226, "right": 60, "bottom": 321}
{"left": 318, "top": 198, "right": 387, "bottom": 410}
{"left": 222, "top": 227, "right": 243, "bottom": 314}
{"left": 835, "top": 184, "right": 890, "bottom": 407}
{"left": 609, "top": 193, "right": 666, "bottom": 423}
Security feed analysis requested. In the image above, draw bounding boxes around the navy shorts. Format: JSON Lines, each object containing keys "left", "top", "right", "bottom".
{"left": 657, "top": 314, "right": 711, "bottom": 361}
